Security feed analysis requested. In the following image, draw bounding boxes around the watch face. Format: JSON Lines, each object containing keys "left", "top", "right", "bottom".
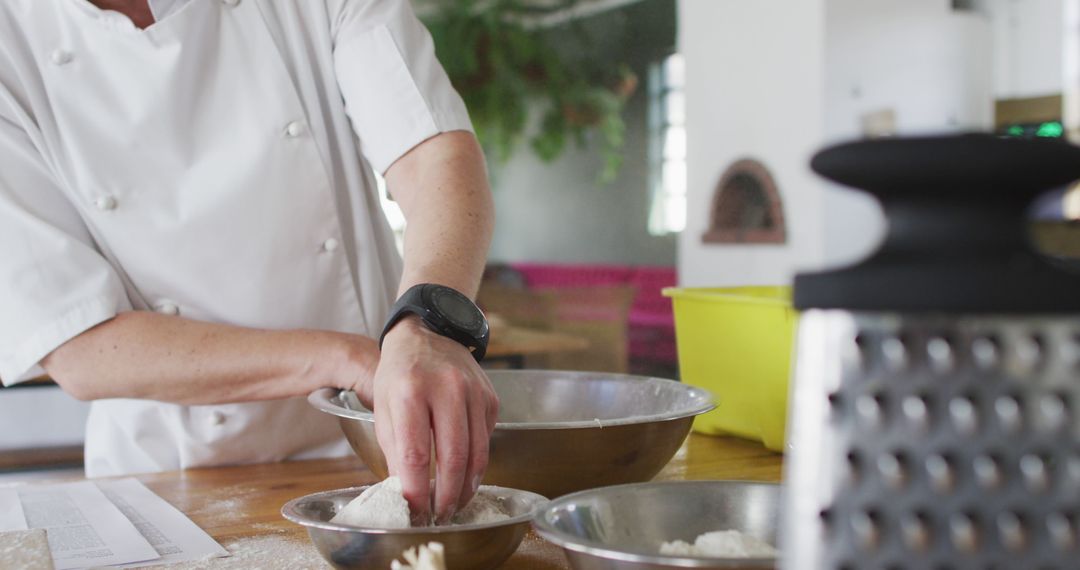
{"left": 430, "top": 287, "right": 483, "bottom": 331}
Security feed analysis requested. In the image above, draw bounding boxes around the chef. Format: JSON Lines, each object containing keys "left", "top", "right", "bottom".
{"left": 0, "top": 0, "right": 497, "bottom": 526}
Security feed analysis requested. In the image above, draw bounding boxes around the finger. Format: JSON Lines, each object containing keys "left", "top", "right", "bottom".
{"left": 390, "top": 393, "right": 433, "bottom": 526}
{"left": 457, "top": 392, "right": 491, "bottom": 511}
{"left": 474, "top": 369, "right": 499, "bottom": 433}
{"left": 374, "top": 398, "right": 397, "bottom": 477}
{"left": 486, "top": 385, "right": 500, "bottom": 433}
{"left": 432, "top": 385, "right": 470, "bottom": 524}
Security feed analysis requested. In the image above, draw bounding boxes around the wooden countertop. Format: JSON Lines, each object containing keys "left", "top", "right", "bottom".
{"left": 16, "top": 434, "right": 783, "bottom": 569}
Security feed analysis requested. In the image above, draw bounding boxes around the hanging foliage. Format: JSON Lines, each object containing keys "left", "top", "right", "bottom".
{"left": 423, "top": 0, "right": 637, "bottom": 184}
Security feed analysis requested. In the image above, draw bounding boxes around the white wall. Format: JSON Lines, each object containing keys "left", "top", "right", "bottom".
{"left": 825, "top": 0, "right": 994, "bottom": 141}
{"left": 822, "top": 0, "right": 994, "bottom": 267}
{"left": 1066, "top": 0, "right": 1080, "bottom": 139}
{"left": 677, "top": 0, "right": 827, "bottom": 287}
{"left": 981, "top": 0, "right": 1065, "bottom": 99}
{"left": 678, "top": 0, "right": 1006, "bottom": 287}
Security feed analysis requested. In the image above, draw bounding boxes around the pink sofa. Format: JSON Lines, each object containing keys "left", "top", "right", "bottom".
{"left": 509, "top": 263, "right": 678, "bottom": 367}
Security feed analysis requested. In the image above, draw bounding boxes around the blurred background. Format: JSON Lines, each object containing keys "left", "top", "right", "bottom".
{"left": 4, "top": 0, "right": 1078, "bottom": 474}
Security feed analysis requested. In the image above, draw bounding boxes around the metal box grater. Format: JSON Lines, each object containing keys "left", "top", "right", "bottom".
{"left": 782, "top": 135, "right": 1080, "bottom": 569}
{"left": 786, "top": 312, "right": 1080, "bottom": 568}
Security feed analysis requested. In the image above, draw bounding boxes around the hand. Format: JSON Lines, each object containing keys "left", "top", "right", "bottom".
{"left": 372, "top": 315, "right": 499, "bottom": 525}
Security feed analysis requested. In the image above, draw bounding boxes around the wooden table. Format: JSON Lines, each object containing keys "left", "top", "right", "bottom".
{"left": 12, "top": 434, "right": 782, "bottom": 568}
{"left": 484, "top": 326, "right": 590, "bottom": 369}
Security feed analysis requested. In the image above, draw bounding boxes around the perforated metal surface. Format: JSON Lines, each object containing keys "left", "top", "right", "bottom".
{"left": 783, "top": 310, "right": 1080, "bottom": 569}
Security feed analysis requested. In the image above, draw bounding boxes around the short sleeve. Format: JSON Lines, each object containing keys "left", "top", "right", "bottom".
{"left": 331, "top": 0, "right": 474, "bottom": 174}
{"left": 0, "top": 113, "right": 130, "bottom": 385}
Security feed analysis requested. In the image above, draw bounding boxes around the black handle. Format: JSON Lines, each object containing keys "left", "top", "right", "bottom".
{"left": 795, "top": 134, "right": 1080, "bottom": 313}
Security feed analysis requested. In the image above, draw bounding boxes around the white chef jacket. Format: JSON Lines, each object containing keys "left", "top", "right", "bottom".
{"left": 0, "top": 0, "right": 474, "bottom": 477}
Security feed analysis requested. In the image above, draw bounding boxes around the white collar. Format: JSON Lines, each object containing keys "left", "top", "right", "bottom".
{"left": 148, "top": 0, "right": 191, "bottom": 21}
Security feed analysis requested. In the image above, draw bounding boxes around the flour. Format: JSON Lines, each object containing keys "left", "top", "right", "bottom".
{"left": 330, "top": 477, "right": 511, "bottom": 529}
{"left": 660, "top": 530, "right": 778, "bottom": 558}
{"left": 185, "top": 483, "right": 258, "bottom": 524}
{"left": 449, "top": 491, "right": 509, "bottom": 525}
{"left": 331, "top": 477, "right": 411, "bottom": 529}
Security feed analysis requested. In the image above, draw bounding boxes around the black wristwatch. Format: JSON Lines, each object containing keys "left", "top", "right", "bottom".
{"left": 379, "top": 284, "right": 490, "bottom": 362}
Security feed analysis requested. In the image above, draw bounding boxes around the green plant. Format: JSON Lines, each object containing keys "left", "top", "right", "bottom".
{"left": 424, "top": 0, "right": 636, "bottom": 184}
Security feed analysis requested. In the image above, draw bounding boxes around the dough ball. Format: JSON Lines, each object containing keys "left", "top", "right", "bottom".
{"left": 330, "top": 477, "right": 410, "bottom": 529}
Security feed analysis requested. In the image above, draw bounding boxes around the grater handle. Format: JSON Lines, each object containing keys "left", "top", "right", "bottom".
{"left": 795, "top": 134, "right": 1080, "bottom": 313}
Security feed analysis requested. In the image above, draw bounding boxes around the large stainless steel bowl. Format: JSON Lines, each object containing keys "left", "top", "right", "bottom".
{"left": 309, "top": 370, "right": 715, "bottom": 498}
{"left": 533, "top": 481, "right": 781, "bottom": 570}
{"left": 282, "top": 485, "right": 547, "bottom": 570}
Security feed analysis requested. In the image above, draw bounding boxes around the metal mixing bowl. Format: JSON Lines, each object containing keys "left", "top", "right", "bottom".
{"left": 309, "top": 370, "right": 716, "bottom": 498}
{"left": 533, "top": 481, "right": 781, "bottom": 570}
{"left": 281, "top": 485, "right": 548, "bottom": 570}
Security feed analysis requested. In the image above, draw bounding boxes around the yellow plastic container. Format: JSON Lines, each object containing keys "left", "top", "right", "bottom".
{"left": 662, "top": 286, "right": 796, "bottom": 452}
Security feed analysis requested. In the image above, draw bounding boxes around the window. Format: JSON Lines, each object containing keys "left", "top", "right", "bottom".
{"left": 648, "top": 53, "right": 687, "bottom": 236}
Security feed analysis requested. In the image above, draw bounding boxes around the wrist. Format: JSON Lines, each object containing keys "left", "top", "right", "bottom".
{"left": 381, "top": 314, "right": 427, "bottom": 347}
{"left": 380, "top": 284, "right": 490, "bottom": 361}
{"left": 308, "top": 330, "right": 379, "bottom": 393}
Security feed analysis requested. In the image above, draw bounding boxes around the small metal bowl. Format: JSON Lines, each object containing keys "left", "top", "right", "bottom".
{"left": 309, "top": 370, "right": 716, "bottom": 498}
{"left": 282, "top": 485, "right": 548, "bottom": 570}
{"left": 533, "top": 481, "right": 781, "bottom": 570}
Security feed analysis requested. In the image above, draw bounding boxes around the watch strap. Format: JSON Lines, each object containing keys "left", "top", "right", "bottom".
{"left": 379, "top": 284, "right": 488, "bottom": 362}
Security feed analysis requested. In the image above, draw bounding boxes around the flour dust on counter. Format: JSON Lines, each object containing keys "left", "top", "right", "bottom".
{"left": 182, "top": 483, "right": 260, "bottom": 524}
{"left": 142, "top": 535, "right": 324, "bottom": 570}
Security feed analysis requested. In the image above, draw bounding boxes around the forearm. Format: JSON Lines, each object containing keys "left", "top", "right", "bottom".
{"left": 378, "top": 130, "right": 498, "bottom": 521}
{"left": 386, "top": 131, "right": 494, "bottom": 297}
{"left": 41, "top": 311, "right": 377, "bottom": 405}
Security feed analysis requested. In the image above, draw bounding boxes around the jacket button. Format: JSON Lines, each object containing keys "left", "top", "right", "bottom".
{"left": 155, "top": 302, "right": 180, "bottom": 316}
{"left": 323, "top": 238, "right": 340, "bottom": 253}
{"left": 51, "top": 50, "right": 73, "bottom": 66}
{"left": 285, "top": 121, "right": 306, "bottom": 138}
{"left": 210, "top": 411, "right": 227, "bottom": 426}
{"left": 95, "top": 196, "right": 118, "bottom": 211}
